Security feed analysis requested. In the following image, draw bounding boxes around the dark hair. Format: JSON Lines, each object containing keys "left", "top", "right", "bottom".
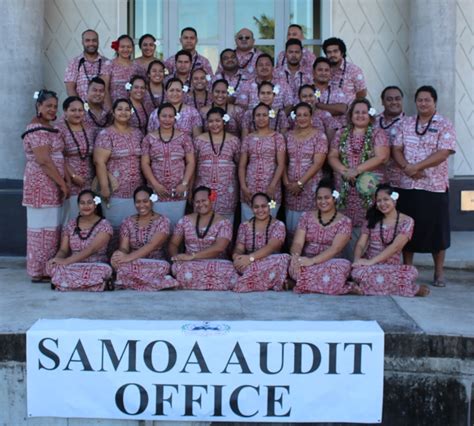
{"left": 117, "top": 34, "right": 134, "bottom": 46}
{"left": 174, "top": 49, "right": 192, "bottom": 63}
{"left": 322, "top": 37, "right": 347, "bottom": 57}
{"left": 415, "top": 85, "right": 437, "bottom": 103}
{"left": 252, "top": 102, "right": 271, "bottom": 119}
{"left": 313, "top": 56, "right": 331, "bottom": 69}
{"left": 62, "top": 96, "right": 84, "bottom": 111}
{"left": 147, "top": 59, "right": 166, "bottom": 75}
{"left": 298, "top": 84, "right": 315, "bottom": 98}
{"left": 212, "top": 78, "right": 229, "bottom": 91}
{"left": 81, "top": 29, "right": 98, "bottom": 39}
{"left": 129, "top": 75, "right": 146, "bottom": 87}
{"left": 285, "top": 38, "right": 302, "bottom": 50}
{"left": 88, "top": 76, "right": 105, "bottom": 88}
{"left": 256, "top": 53, "right": 274, "bottom": 66}
{"left": 35, "top": 89, "right": 58, "bottom": 105}
{"left": 288, "top": 24, "right": 303, "bottom": 32}
{"left": 206, "top": 106, "right": 226, "bottom": 119}
{"left": 181, "top": 27, "right": 197, "bottom": 37}
{"left": 77, "top": 189, "right": 104, "bottom": 218}
{"left": 138, "top": 33, "right": 156, "bottom": 48}
{"left": 219, "top": 48, "right": 236, "bottom": 62}
{"left": 258, "top": 80, "right": 274, "bottom": 94}
{"left": 192, "top": 185, "right": 211, "bottom": 199}
{"left": 157, "top": 102, "right": 177, "bottom": 116}
{"left": 381, "top": 85, "right": 404, "bottom": 100}
{"left": 191, "top": 67, "right": 207, "bottom": 80}
{"left": 366, "top": 183, "right": 398, "bottom": 229}
{"left": 112, "top": 98, "right": 132, "bottom": 112}
{"left": 316, "top": 178, "right": 335, "bottom": 196}
{"left": 251, "top": 192, "right": 271, "bottom": 205}
{"left": 133, "top": 185, "right": 153, "bottom": 201}
{"left": 347, "top": 98, "right": 373, "bottom": 124}
{"left": 293, "top": 101, "right": 313, "bottom": 115}
{"left": 165, "top": 77, "right": 184, "bottom": 91}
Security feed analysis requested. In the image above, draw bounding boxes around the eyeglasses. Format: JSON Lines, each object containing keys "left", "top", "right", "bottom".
{"left": 238, "top": 36, "right": 251, "bottom": 40}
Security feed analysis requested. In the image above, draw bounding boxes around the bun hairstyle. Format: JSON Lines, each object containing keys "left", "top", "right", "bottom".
{"left": 138, "top": 33, "right": 156, "bottom": 48}
{"left": 366, "top": 183, "right": 397, "bottom": 229}
{"left": 192, "top": 185, "right": 211, "bottom": 199}
{"left": 206, "top": 106, "right": 226, "bottom": 119}
{"left": 251, "top": 192, "right": 271, "bottom": 205}
{"left": 157, "top": 102, "right": 177, "bottom": 117}
{"left": 165, "top": 77, "right": 184, "bottom": 91}
{"left": 293, "top": 101, "right": 313, "bottom": 116}
{"left": 133, "top": 185, "right": 153, "bottom": 201}
{"left": 63, "top": 96, "right": 84, "bottom": 111}
{"left": 316, "top": 178, "right": 335, "bottom": 196}
{"left": 252, "top": 102, "right": 271, "bottom": 119}
{"left": 112, "top": 98, "right": 132, "bottom": 112}
{"left": 212, "top": 78, "right": 229, "bottom": 91}
{"left": 147, "top": 59, "right": 166, "bottom": 75}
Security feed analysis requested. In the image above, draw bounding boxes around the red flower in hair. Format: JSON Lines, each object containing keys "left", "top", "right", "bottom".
{"left": 209, "top": 190, "right": 218, "bottom": 202}
{"left": 111, "top": 40, "right": 119, "bottom": 51}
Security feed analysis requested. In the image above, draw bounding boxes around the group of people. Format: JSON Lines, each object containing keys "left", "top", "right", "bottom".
{"left": 22, "top": 24, "right": 456, "bottom": 295}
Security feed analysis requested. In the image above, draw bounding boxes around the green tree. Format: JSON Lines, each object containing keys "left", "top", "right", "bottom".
{"left": 253, "top": 14, "right": 275, "bottom": 58}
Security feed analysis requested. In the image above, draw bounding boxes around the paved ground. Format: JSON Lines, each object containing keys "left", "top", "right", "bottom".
{"left": 1, "top": 256, "right": 472, "bottom": 337}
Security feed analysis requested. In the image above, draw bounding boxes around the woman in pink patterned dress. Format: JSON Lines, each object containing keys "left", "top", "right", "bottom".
{"left": 127, "top": 75, "right": 149, "bottom": 135}
{"left": 147, "top": 78, "right": 202, "bottom": 138}
{"left": 94, "top": 98, "right": 144, "bottom": 231}
{"left": 328, "top": 98, "right": 389, "bottom": 257}
{"left": 284, "top": 102, "right": 328, "bottom": 236}
{"left": 103, "top": 34, "right": 142, "bottom": 107}
{"left": 22, "top": 90, "right": 69, "bottom": 282}
{"left": 134, "top": 34, "right": 158, "bottom": 77}
{"left": 46, "top": 190, "right": 113, "bottom": 291}
{"left": 352, "top": 184, "right": 430, "bottom": 297}
{"left": 194, "top": 107, "right": 240, "bottom": 223}
{"left": 168, "top": 186, "right": 238, "bottom": 290}
{"left": 185, "top": 68, "right": 212, "bottom": 110}
{"left": 241, "top": 81, "right": 289, "bottom": 138}
{"left": 144, "top": 60, "right": 167, "bottom": 114}
{"left": 239, "top": 103, "right": 286, "bottom": 222}
{"left": 289, "top": 181, "right": 353, "bottom": 294}
{"left": 233, "top": 193, "right": 290, "bottom": 292}
{"left": 57, "top": 96, "right": 96, "bottom": 221}
{"left": 200, "top": 79, "right": 243, "bottom": 136}
{"left": 111, "top": 186, "right": 177, "bottom": 291}
{"left": 141, "top": 103, "right": 195, "bottom": 228}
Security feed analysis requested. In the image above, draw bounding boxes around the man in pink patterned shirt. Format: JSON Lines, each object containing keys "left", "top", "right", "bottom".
{"left": 233, "top": 28, "right": 263, "bottom": 79}
{"left": 322, "top": 37, "right": 367, "bottom": 104}
{"left": 64, "top": 29, "right": 108, "bottom": 100}
{"left": 276, "top": 24, "right": 316, "bottom": 75}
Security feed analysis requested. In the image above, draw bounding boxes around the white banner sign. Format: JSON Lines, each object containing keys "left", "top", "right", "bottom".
{"left": 27, "top": 319, "right": 384, "bottom": 423}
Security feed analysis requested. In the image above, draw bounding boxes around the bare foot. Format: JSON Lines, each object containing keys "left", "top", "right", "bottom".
{"left": 416, "top": 284, "right": 430, "bottom": 297}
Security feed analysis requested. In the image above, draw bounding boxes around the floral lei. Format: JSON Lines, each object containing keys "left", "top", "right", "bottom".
{"left": 337, "top": 124, "right": 374, "bottom": 209}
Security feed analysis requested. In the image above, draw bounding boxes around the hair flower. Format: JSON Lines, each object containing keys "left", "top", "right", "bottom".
{"left": 290, "top": 111, "right": 296, "bottom": 120}
{"left": 390, "top": 191, "right": 399, "bottom": 201}
{"left": 227, "top": 86, "right": 236, "bottom": 96}
{"left": 314, "top": 89, "right": 321, "bottom": 99}
{"left": 222, "top": 113, "right": 231, "bottom": 123}
{"left": 268, "top": 109, "right": 276, "bottom": 119}
{"left": 164, "top": 68, "right": 169, "bottom": 76}
{"left": 33, "top": 91, "right": 40, "bottom": 100}
{"left": 368, "top": 107, "right": 377, "bottom": 117}
{"left": 83, "top": 102, "right": 90, "bottom": 112}
{"left": 268, "top": 199, "right": 277, "bottom": 209}
{"left": 154, "top": 40, "right": 160, "bottom": 47}
{"left": 209, "top": 190, "right": 218, "bottom": 202}
{"left": 332, "top": 190, "right": 340, "bottom": 200}
{"left": 273, "top": 85, "right": 280, "bottom": 95}
{"left": 150, "top": 193, "right": 158, "bottom": 202}
{"left": 205, "top": 74, "right": 212, "bottom": 82}
{"left": 111, "top": 40, "right": 119, "bottom": 51}
{"left": 125, "top": 82, "right": 132, "bottom": 91}
{"left": 93, "top": 196, "right": 101, "bottom": 205}
{"left": 182, "top": 84, "right": 189, "bottom": 93}
{"left": 175, "top": 112, "right": 181, "bottom": 121}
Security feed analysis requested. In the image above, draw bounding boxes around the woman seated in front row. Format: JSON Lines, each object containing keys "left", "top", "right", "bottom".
{"left": 351, "top": 183, "right": 430, "bottom": 297}
{"left": 289, "top": 180, "right": 354, "bottom": 294}
{"left": 168, "top": 186, "right": 238, "bottom": 290}
{"left": 111, "top": 186, "right": 177, "bottom": 291}
{"left": 232, "top": 192, "right": 290, "bottom": 292}
{"left": 47, "top": 190, "right": 113, "bottom": 291}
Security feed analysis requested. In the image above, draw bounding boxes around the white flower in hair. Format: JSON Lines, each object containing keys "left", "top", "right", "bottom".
{"left": 222, "top": 113, "right": 230, "bottom": 123}
{"left": 390, "top": 191, "right": 399, "bottom": 201}
{"left": 314, "top": 89, "right": 321, "bottom": 99}
{"left": 227, "top": 86, "right": 236, "bottom": 96}
{"left": 268, "top": 109, "right": 276, "bottom": 119}
{"left": 150, "top": 193, "right": 158, "bottom": 202}
{"left": 368, "top": 107, "right": 377, "bottom": 117}
{"left": 93, "top": 196, "right": 101, "bottom": 205}
{"left": 164, "top": 68, "right": 169, "bottom": 76}
{"left": 273, "top": 84, "right": 280, "bottom": 95}
{"left": 332, "top": 190, "right": 340, "bottom": 200}
{"left": 83, "top": 102, "right": 90, "bottom": 112}
{"left": 33, "top": 91, "right": 40, "bottom": 100}
{"left": 268, "top": 199, "right": 277, "bottom": 209}
{"left": 205, "top": 74, "right": 212, "bottom": 82}
{"left": 290, "top": 111, "right": 296, "bottom": 120}
{"left": 182, "top": 84, "right": 189, "bottom": 93}
{"left": 175, "top": 112, "right": 181, "bottom": 121}
{"left": 125, "top": 82, "right": 132, "bottom": 91}
{"left": 154, "top": 40, "right": 160, "bottom": 47}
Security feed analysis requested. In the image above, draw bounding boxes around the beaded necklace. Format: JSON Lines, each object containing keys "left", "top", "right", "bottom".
{"left": 380, "top": 211, "right": 400, "bottom": 246}
{"left": 415, "top": 114, "right": 434, "bottom": 136}
{"left": 131, "top": 102, "right": 149, "bottom": 134}
{"left": 318, "top": 209, "right": 337, "bottom": 227}
{"left": 158, "top": 127, "right": 174, "bottom": 143}
{"left": 134, "top": 213, "right": 155, "bottom": 246}
{"left": 379, "top": 115, "right": 401, "bottom": 130}
{"left": 337, "top": 59, "right": 347, "bottom": 89}
{"left": 148, "top": 85, "right": 164, "bottom": 109}
{"left": 193, "top": 90, "right": 208, "bottom": 110}
{"left": 87, "top": 109, "right": 109, "bottom": 128}
{"left": 74, "top": 216, "right": 102, "bottom": 240}
{"left": 240, "top": 51, "right": 255, "bottom": 70}
{"left": 251, "top": 216, "right": 272, "bottom": 253}
{"left": 337, "top": 124, "right": 374, "bottom": 209}
{"left": 196, "top": 212, "right": 215, "bottom": 239}
{"left": 65, "top": 121, "right": 90, "bottom": 160}
{"left": 209, "top": 130, "right": 226, "bottom": 156}
{"left": 78, "top": 57, "right": 102, "bottom": 82}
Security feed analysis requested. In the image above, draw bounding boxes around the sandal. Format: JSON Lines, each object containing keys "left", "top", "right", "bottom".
{"left": 105, "top": 278, "right": 115, "bottom": 291}
{"left": 416, "top": 284, "right": 430, "bottom": 297}
{"left": 31, "top": 276, "right": 51, "bottom": 283}
{"left": 432, "top": 279, "right": 446, "bottom": 288}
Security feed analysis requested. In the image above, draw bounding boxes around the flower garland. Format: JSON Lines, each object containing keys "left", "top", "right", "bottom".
{"left": 337, "top": 124, "right": 374, "bottom": 210}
